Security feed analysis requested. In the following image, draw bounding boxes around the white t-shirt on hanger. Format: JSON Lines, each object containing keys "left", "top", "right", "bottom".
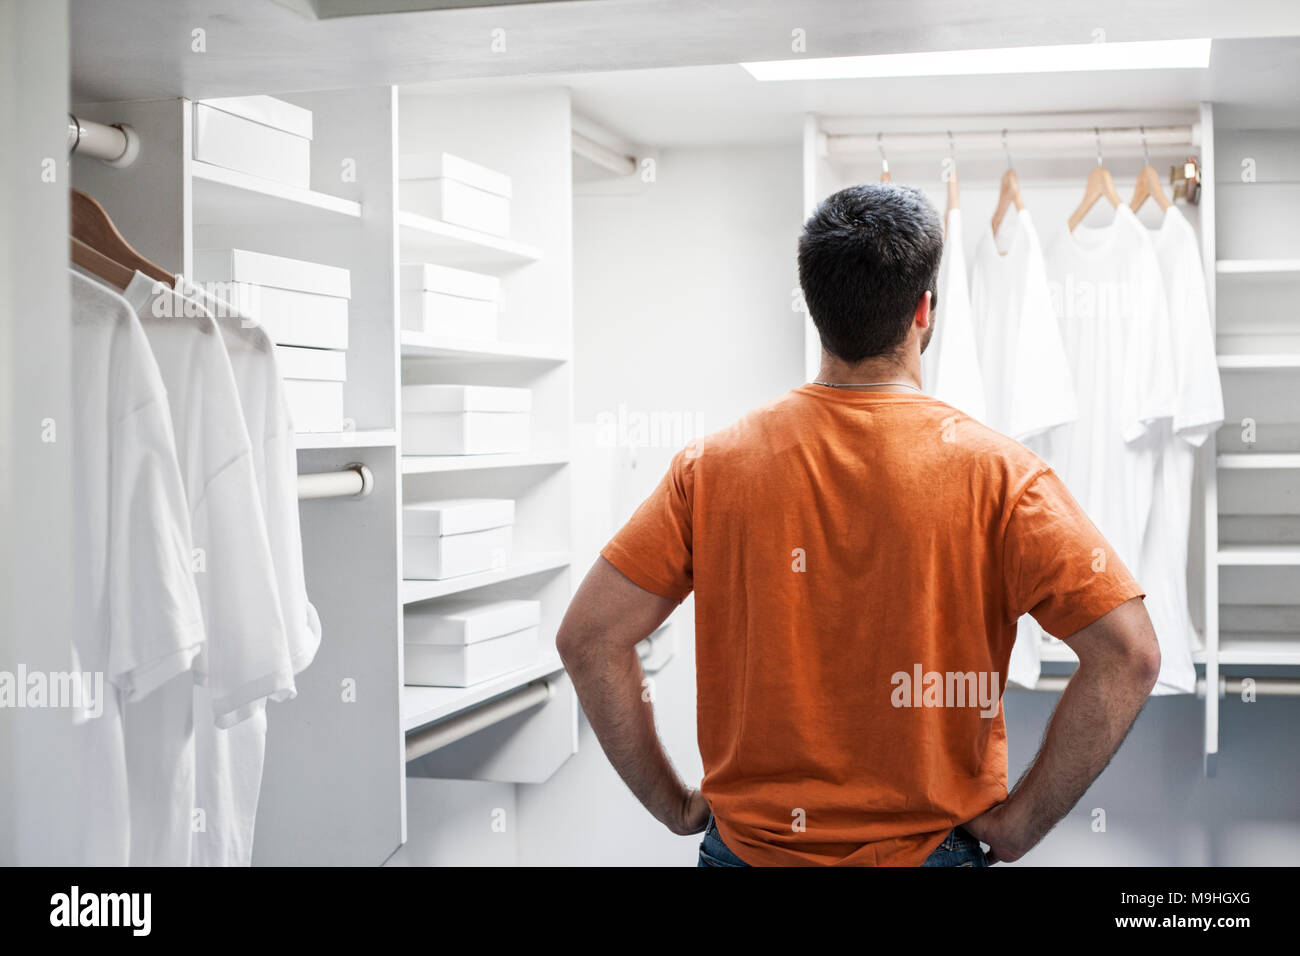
{"left": 970, "top": 208, "right": 1079, "bottom": 688}
{"left": 67, "top": 270, "right": 206, "bottom": 866}
{"left": 121, "top": 271, "right": 296, "bottom": 867}
{"left": 970, "top": 208, "right": 1078, "bottom": 441}
{"left": 181, "top": 282, "right": 325, "bottom": 867}
{"left": 184, "top": 278, "right": 322, "bottom": 673}
{"left": 922, "top": 208, "right": 987, "bottom": 422}
{"left": 1042, "top": 203, "right": 1177, "bottom": 611}
{"left": 1141, "top": 205, "right": 1224, "bottom": 694}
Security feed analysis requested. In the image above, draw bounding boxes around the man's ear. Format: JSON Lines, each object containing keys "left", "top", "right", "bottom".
{"left": 914, "top": 290, "right": 933, "bottom": 330}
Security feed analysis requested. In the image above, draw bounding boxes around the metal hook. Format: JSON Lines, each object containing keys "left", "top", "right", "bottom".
{"left": 1095, "top": 126, "right": 1104, "bottom": 167}
{"left": 877, "top": 131, "right": 889, "bottom": 175}
{"left": 1139, "top": 124, "right": 1150, "bottom": 166}
{"left": 1001, "top": 128, "right": 1013, "bottom": 171}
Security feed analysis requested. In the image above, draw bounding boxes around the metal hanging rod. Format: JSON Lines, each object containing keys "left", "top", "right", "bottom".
{"left": 297, "top": 463, "right": 374, "bottom": 501}
{"left": 66, "top": 114, "right": 139, "bottom": 167}
{"left": 1027, "top": 675, "right": 1300, "bottom": 697}
{"left": 829, "top": 124, "right": 1196, "bottom": 160}
{"left": 405, "top": 679, "right": 555, "bottom": 761}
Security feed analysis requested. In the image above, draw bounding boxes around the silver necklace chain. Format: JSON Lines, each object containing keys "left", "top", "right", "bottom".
{"left": 811, "top": 380, "right": 922, "bottom": 392}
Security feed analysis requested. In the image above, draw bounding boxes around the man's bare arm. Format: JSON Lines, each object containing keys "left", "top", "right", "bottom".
{"left": 965, "top": 597, "right": 1161, "bottom": 862}
{"left": 556, "top": 557, "right": 710, "bottom": 835}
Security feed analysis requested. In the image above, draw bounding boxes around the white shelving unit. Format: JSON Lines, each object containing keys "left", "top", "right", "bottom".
{"left": 70, "top": 85, "right": 578, "bottom": 865}
{"left": 1204, "top": 117, "right": 1300, "bottom": 773}
{"left": 394, "top": 88, "right": 578, "bottom": 791}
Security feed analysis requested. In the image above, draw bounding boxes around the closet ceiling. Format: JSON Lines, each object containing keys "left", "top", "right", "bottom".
{"left": 73, "top": 0, "right": 1300, "bottom": 103}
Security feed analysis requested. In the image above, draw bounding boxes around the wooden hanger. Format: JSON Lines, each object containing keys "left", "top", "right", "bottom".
{"left": 990, "top": 131, "right": 1024, "bottom": 240}
{"left": 71, "top": 236, "right": 133, "bottom": 289}
{"left": 70, "top": 188, "right": 174, "bottom": 286}
{"left": 1130, "top": 127, "right": 1172, "bottom": 213}
{"left": 1068, "top": 129, "right": 1122, "bottom": 232}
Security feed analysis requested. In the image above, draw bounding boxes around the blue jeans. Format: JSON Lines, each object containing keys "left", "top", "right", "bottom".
{"left": 697, "top": 814, "right": 989, "bottom": 867}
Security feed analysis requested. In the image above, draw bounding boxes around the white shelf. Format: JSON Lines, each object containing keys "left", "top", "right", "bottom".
{"left": 192, "top": 161, "right": 361, "bottom": 225}
{"left": 1218, "top": 545, "right": 1300, "bottom": 566}
{"left": 1218, "top": 637, "right": 1300, "bottom": 665}
{"left": 1217, "top": 354, "right": 1300, "bottom": 369}
{"left": 401, "top": 451, "right": 569, "bottom": 474}
{"left": 1216, "top": 259, "right": 1300, "bottom": 275}
{"left": 295, "top": 429, "right": 398, "bottom": 450}
{"left": 400, "top": 331, "right": 569, "bottom": 363}
{"left": 398, "top": 211, "right": 542, "bottom": 271}
{"left": 1218, "top": 453, "right": 1300, "bottom": 469}
{"left": 402, "top": 655, "right": 565, "bottom": 732}
{"left": 401, "top": 552, "right": 571, "bottom": 604}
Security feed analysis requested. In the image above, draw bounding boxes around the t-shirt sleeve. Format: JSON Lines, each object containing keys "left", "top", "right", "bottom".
{"left": 263, "top": 383, "right": 322, "bottom": 674}
{"left": 599, "top": 448, "right": 695, "bottom": 602}
{"left": 107, "top": 399, "right": 206, "bottom": 701}
{"left": 1003, "top": 468, "right": 1146, "bottom": 640}
{"left": 1010, "top": 245, "right": 1078, "bottom": 440}
{"left": 1122, "top": 247, "right": 1178, "bottom": 442}
{"left": 190, "top": 448, "right": 297, "bottom": 728}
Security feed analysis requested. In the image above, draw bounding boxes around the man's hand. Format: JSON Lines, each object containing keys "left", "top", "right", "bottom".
{"left": 961, "top": 802, "right": 1028, "bottom": 864}
{"left": 669, "top": 787, "right": 711, "bottom": 836}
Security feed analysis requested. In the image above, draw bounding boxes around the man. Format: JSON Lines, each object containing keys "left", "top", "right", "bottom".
{"left": 557, "top": 183, "right": 1160, "bottom": 867}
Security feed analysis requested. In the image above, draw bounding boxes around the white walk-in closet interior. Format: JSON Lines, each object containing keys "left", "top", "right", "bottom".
{"left": 5, "top": 0, "right": 1300, "bottom": 867}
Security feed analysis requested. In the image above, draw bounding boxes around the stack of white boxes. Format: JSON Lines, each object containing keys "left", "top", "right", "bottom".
{"left": 403, "top": 498, "right": 514, "bottom": 580}
{"left": 194, "top": 248, "right": 351, "bottom": 433}
{"left": 401, "top": 384, "right": 530, "bottom": 455}
{"left": 404, "top": 598, "right": 541, "bottom": 687}
{"left": 400, "top": 263, "right": 500, "bottom": 342}
{"left": 401, "top": 152, "right": 512, "bottom": 236}
{"left": 194, "top": 95, "right": 313, "bottom": 188}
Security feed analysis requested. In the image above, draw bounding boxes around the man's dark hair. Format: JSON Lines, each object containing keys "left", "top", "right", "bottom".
{"left": 797, "top": 183, "right": 944, "bottom": 363}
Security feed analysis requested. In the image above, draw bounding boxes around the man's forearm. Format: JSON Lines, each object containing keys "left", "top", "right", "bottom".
{"left": 564, "top": 645, "right": 695, "bottom": 833}
{"left": 1000, "top": 657, "right": 1153, "bottom": 853}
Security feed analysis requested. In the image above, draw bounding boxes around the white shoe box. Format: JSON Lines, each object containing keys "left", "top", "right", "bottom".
{"left": 274, "top": 345, "right": 346, "bottom": 382}
{"left": 283, "top": 379, "right": 344, "bottom": 433}
{"left": 401, "top": 153, "right": 512, "bottom": 237}
{"left": 194, "top": 248, "right": 351, "bottom": 299}
{"left": 194, "top": 96, "right": 312, "bottom": 188}
{"left": 405, "top": 598, "right": 540, "bottom": 644}
{"left": 404, "top": 625, "right": 538, "bottom": 687}
{"left": 404, "top": 597, "right": 541, "bottom": 687}
{"left": 403, "top": 525, "right": 512, "bottom": 580}
{"left": 221, "top": 285, "right": 349, "bottom": 349}
{"left": 193, "top": 250, "right": 350, "bottom": 350}
{"left": 402, "top": 385, "right": 531, "bottom": 455}
{"left": 400, "top": 263, "right": 500, "bottom": 340}
{"left": 403, "top": 498, "right": 515, "bottom": 579}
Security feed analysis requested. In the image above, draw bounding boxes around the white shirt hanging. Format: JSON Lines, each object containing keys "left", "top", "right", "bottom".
{"left": 922, "top": 208, "right": 987, "bottom": 422}
{"left": 970, "top": 208, "right": 1079, "bottom": 688}
{"left": 121, "top": 271, "right": 295, "bottom": 867}
{"left": 1042, "top": 205, "right": 1178, "bottom": 573}
{"left": 67, "top": 270, "right": 205, "bottom": 866}
{"left": 1140, "top": 206, "right": 1224, "bottom": 694}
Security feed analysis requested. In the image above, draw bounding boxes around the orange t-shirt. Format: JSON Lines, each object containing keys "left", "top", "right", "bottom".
{"left": 600, "top": 385, "right": 1144, "bottom": 866}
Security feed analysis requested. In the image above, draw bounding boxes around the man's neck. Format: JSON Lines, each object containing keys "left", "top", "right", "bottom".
{"left": 815, "top": 351, "right": 923, "bottom": 393}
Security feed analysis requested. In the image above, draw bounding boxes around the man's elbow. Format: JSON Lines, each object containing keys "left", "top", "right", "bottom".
{"left": 1135, "top": 639, "right": 1162, "bottom": 692}
{"left": 556, "top": 619, "right": 593, "bottom": 672}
